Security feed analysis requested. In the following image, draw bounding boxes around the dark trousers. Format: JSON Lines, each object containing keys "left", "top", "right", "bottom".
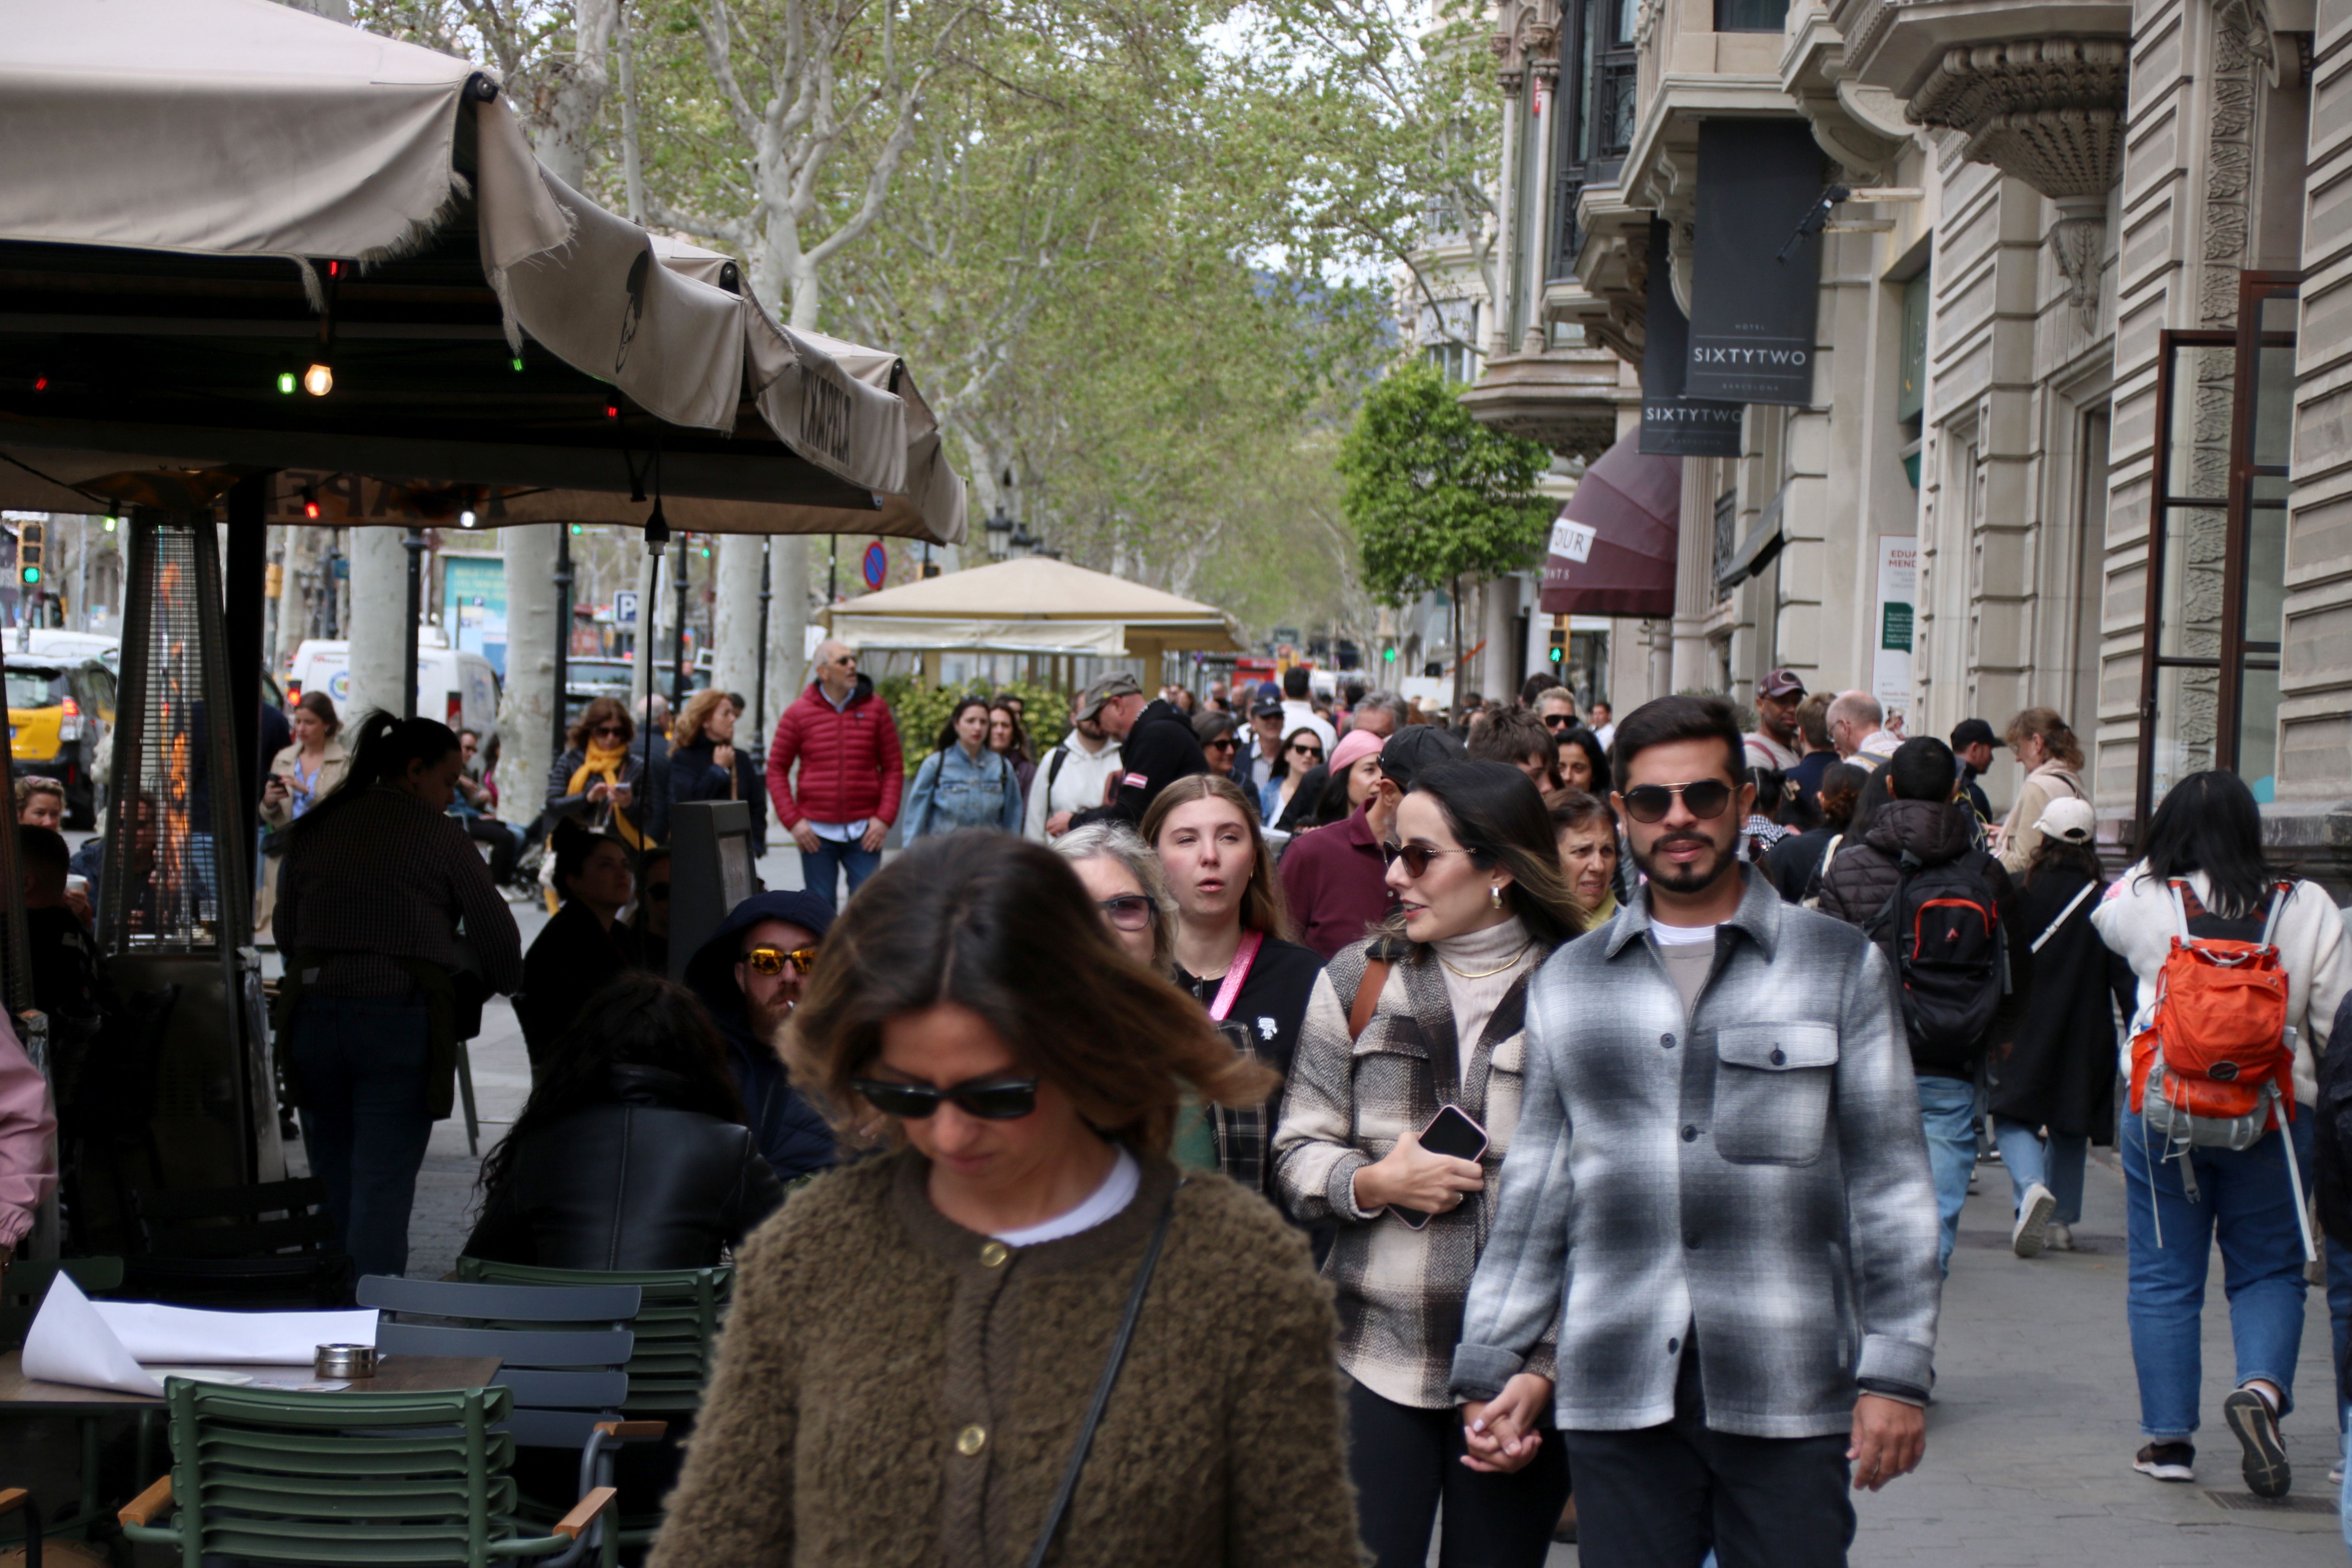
{"left": 1346, "top": 1380, "right": 1569, "bottom": 1568}
{"left": 462, "top": 815, "right": 520, "bottom": 884}
{"left": 1564, "top": 1355, "right": 1855, "bottom": 1568}
{"left": 290, "top": 992, "right": 435, "bottom": 1283}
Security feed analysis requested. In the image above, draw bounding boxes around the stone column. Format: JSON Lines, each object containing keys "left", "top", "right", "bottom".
{"left": 344, "top": 527, "right": 409, "bottom": 721}
{"left": 712, "top": 534, "right": 764, "bottom": 710}
{"left": 1489, "top": 45, "right": 1526, "bottom": 358}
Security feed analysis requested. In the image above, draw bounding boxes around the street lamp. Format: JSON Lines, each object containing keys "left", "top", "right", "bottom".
{"left": 984, "top": 504, "right": 1012, "bottom": 560}
{"left": 1009, "top": 524, "right": 1036, "bottom": 559}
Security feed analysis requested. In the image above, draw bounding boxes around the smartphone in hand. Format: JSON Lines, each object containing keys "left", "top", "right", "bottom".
{"left": 1393, "top": 1103, "right": 1490, "bottom": 1230}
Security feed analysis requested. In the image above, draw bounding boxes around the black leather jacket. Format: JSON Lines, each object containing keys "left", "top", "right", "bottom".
{"left": 463, "top": 1065, "right": 786, "bottom": 1270}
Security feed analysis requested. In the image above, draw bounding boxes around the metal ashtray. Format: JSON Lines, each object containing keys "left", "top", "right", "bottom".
{"left": 315, "top": 1343, "right": 377, "bottom": 1379}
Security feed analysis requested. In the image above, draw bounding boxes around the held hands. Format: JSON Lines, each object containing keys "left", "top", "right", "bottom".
{"left": 1351, "top": 1128, "right": 1483, "bottom": 1218}
{"left": 1460, "top": 1373, "right": 1554, "bottom": 1474}
{"left": 1847, "top": 1394, "right": 1925, "bottom": 1491}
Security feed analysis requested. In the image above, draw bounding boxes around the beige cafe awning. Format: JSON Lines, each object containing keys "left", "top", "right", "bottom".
{"left": 822, "top": 556, "right": 1247, "bottom": 666}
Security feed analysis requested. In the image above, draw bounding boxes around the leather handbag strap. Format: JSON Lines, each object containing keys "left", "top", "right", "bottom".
{"left": 1023, "top": 1185, "right": 1179, "bottom": 1568}
{"left": 1348, "top": 959, "right": 1392, "bottom": 1042}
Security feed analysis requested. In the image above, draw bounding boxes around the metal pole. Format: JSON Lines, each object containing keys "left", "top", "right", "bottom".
{"left": 402, "top": 526, "right": 425, "bottom": 719}
{"left": 670, "top": 535, "right": 690, "bottom": 712}
{"left": 225, "top": 479, "right": 269, "bottom": 882}
{"left": 552, "top": 524, "right": 574, "bottom": 757}
{"left": 754, "top": 537, "right": 773, "bottom": 744}
{"left": 827, "top": 534, "right": 838, "bottom": 606}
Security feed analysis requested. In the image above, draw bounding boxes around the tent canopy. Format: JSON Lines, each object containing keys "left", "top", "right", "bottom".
{"left": 0, "top": 0, "right": 963, "bottom": 542}
{"left": 821, "top": 556, "right": 1245, "bottom": 657}
{"left": 1538, "top": 432, "right": 1680, "bottom": 618}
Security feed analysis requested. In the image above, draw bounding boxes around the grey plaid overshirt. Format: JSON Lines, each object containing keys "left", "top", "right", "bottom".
{"left": 1449, "top": 869, "right": 1940, "bottom": 1439}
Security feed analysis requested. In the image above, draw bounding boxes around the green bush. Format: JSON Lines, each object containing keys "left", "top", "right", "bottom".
{"left": 877, "top": 674, "right": 1074, "bottom": 768}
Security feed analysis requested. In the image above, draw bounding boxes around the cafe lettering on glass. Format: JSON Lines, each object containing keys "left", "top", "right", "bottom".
{"left": 1639, "top": 218, "right": 1743, "bottom": 458}
{"left": 1684, "top": 120, "right": 1826, "bottom": 407}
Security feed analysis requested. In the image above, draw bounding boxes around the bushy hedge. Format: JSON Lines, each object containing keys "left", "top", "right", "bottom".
{"left": 877, "top": 674, "right": 1074, "bottom": 768}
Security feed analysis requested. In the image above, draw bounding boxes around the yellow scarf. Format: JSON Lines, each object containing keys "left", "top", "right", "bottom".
{"left": 568, "top": 739, "right": 650, "bottom": 849}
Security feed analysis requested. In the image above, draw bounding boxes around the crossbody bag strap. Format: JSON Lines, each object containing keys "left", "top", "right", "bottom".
{"left": 2031, "top": 881, "right": 2098, "bottom": 954}
{"left": 1024, "top": 1185, "right": 1180, "bottom": 1568}
{"left": 1348, "top": 958, "right": 1393, "bottom": 1042}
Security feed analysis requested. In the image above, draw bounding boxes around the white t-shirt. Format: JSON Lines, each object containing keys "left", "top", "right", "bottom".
{"left": 990, "top": 1146, "right": 1140, "bottom": 1247}
{"left": 1650, "top": 918, "right": 1718, "bottom": 1018}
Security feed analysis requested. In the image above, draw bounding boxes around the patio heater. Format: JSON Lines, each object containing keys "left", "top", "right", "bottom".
{"left": 89, "top": 511, "right": 281, "bottom": 1242}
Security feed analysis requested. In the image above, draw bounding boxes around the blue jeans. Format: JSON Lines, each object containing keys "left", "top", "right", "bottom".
{"left": 1915, "top": 1074, "right": 1980, "bottom": 1275}
{"left": 1992, "top": 1115, "right": 2089, "bottom": 1225}
{"left": 799, "top": 837, "right": 880, "bottom": 914}
{"left": 2327, "top": 1238, "right": 2352, "bottom": 1445}
{"left": 2120, "top": 1108, "right": 2313, "bottom": 1441}
{"left": 290, "top": 992, "right": 436, "bottom": 1284}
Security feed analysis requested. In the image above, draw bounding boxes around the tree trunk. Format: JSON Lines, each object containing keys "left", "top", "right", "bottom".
{"left": 712, "top": 533, "right": 764, "bottom": 718}
{"left": 496, "top": 525, "right": 558, "bottom": 825}
{"left": 344, "top": 528, "right": 410, "bottom": 721}
{"left": 766, "top": 537, "right": 810, "bottom": 745}
{"left": 271, "top": 522, "right": 310, "bottom": 675}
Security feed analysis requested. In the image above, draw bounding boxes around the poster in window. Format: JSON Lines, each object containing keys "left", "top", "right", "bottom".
{"left": 1639, "top": 218, "right": 1743, "bottom": 456}
{"left": 1872, "top": 535, "right": 1915, "bottom": 723}
{"left": 1685, "top": 120, "right": 1825, "bottom": 406}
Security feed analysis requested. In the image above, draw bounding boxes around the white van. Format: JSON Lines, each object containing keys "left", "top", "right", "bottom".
{"left": 288, "top": 635, "right": 501, "bottom": 742}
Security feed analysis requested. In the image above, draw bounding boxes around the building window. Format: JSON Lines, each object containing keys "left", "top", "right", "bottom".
{"left": 1711, "top": 488, "right": 1738, "bottom": 600}
{"left": 1897, "top": 267, "right": 1929, "bottom": 487}
{"left": 1550, "top": 0, "right": 1639, "bottom": 281}
{"left": 1714, "top": 0, "right": 1790, "bottom": 30}
{"left": 2136, "top": 270, "right": 2299, "bottom": 819}
{"left": 1419, "top": 299, "right": 1480, "bottom": 384}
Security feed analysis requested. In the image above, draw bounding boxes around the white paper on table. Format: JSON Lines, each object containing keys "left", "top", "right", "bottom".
{"left": 20, "top": 1275, "right": 380, "bottom": 1396}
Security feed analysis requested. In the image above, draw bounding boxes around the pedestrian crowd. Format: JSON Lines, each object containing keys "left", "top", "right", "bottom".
{"left": 19, "top": 646, "right": 2352, "bottom": 1568}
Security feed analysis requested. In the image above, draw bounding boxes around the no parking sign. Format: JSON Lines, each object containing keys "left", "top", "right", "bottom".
{"left": 861, "top": 540, "right": 887, "bottom": 590}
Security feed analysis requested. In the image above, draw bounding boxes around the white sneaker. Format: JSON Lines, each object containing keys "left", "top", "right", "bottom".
{"left": 2045, "top": 1222, "right": 2075, "bottom": 1252}
{"left": 2012, "top": 1183, "right": 2058, "bottom": 1258}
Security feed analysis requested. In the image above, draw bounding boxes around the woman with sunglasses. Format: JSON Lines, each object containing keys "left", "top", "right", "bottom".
{"left": 545, "top": 696, "right": 655, "bottom": 852}
{"left": 903, "top": 695, "right": 1025, "bottom": 840}
{"left": 1259, "top": 726, "right": 1327, "bottom": 827}
{"left": 1052, "top": 822, "right": 1177, "bottom": 970}
{"left": 648, "top": 832, "right": 1362, "bottom": 1568}
{"left": 1140, "top": 775, "right": 1326, "bottom": 1198}
{"left": 1273, "top": 760, "right": 1583, "bottom": 1568}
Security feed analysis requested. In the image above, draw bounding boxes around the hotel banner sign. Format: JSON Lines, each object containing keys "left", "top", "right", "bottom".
{"left": 1686, "top": 120, "right": 1825, "bottom": 407}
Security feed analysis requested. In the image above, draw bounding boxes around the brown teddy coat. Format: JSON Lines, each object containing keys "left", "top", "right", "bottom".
{"left": 648, "top": 1147, "right": 1365, "bottom": 1568}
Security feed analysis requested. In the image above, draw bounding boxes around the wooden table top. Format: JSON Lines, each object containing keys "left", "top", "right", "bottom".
{"left": 0, "top": 1353, "right": 505, "bottom": 1412}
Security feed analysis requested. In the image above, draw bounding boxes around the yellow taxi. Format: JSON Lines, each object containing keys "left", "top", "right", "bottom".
{"left": 7, "top": 655, "right": 114, "bottom": 828}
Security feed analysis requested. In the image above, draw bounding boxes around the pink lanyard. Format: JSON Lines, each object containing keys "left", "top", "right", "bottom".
{"left": 1208, "top": 930, "right": 1264, "bottom": 1023}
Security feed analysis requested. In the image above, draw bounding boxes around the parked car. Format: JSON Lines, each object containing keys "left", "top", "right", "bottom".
{"left": 286, "top": 636, "right": 501, "bottom": 742}
{"left": 6, "top": 653, "right": 115, "bottom": 827}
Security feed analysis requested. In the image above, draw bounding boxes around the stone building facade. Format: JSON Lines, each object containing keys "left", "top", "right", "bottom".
{"left": 1469, "top": 0, "right": 2350, "bottom": 865}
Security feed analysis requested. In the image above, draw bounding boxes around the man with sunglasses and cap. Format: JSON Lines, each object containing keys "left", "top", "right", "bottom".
{"left": 1448, "top": 695, "right": 1939, "bottom": 1568}
{"left": 1069, "top": 670, "right": 1213, "bottom": 831}
{"left": 683, "top": 890, "right": 840, "bottom": 1185}
{"left": 1949, "top": 718, "right": 2000, "bottom": 831}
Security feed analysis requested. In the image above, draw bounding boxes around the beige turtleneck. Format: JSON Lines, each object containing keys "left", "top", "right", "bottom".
{"left": 1430, "top": 915, "right": 1535, "bottom": 1084}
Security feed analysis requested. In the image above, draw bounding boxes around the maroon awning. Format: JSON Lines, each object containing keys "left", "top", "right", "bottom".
{"left": 1538, "top": 430, "right": 1681, "bottom": 618}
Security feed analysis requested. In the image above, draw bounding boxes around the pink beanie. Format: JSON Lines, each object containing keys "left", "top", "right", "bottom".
{"left": 1329, "top": 728, "right": 1384, "bottom": 779}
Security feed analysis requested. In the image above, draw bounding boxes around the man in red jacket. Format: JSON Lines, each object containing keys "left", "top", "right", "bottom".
{"left": 765, "top": 641, "right": 905, "bottom": 911}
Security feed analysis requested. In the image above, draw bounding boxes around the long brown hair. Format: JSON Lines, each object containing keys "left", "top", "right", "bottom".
{"left": 1382, "top": 761, "right": 1583, "bottom": 949}
{"left": 566, "top": 695, "right": 633, "bottom": 753}
{"left": 786, "top": 833, "right": 1275, "bottom": 1156}
{"left": 1138, "top": 773, "right": 1294, "bottom": 942}
{"left": 2004, "top": 706, "right": 2084, "bottom": 770}
{"left": 674, "top": 687, "right": 733, "bottom": 750}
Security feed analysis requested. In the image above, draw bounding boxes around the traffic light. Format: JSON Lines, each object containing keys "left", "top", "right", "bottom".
{"left": 1548, "top": 618, "right": 1567, "bottom": 664}
{"left": 17, "top": 520, "right": 42, "bottom": 586}
{"left": 1382, "top": 645, "right": 1396, "bottom": 663}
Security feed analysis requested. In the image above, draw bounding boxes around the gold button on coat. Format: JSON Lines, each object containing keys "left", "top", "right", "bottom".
{"left": 956, "top": 1424, "right": 988, "bottom": 1456}
{"left": 979, "top": 1241, "right": 1010, "bottom": 1268}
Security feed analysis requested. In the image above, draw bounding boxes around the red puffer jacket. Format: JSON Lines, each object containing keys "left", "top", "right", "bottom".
{"left": 765, "top": 678, "right": 906, "bottom": 829}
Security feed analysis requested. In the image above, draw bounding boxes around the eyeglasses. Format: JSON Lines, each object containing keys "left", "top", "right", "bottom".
{"left": 742, "top": 944, "right": 819, "bottom": 976}
{"left": 849, "top": 1075, "right": 1040, "bottom": 1121}
{"left": 1290, "top": 743, "right": 1324, "bottom": 760}
{"left": 1542, "top": 713, "right": 1576, "bottom": 730}
{"left": 1380, "top": 840, "right": 1475, "bottom": 878}
{"left": 1098, "top": 894, "right": 1155, "bottom": 931}
{"left": 1618, "top": 780, "right": 1736, "bottom": 824}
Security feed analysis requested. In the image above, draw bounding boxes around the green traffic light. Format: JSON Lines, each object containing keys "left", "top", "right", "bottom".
{"left": 19, "top": 567, "right": 39, "bottom": 586}
{"left": 1549, "top": 647, "right": 1563, "bottom": 662}
{"left": 512, "top": 356, "right": 526, "bottom": 373}
{"left": 569, "top": 524, "right": 584, "bottom": 536}
{"left": 1382, "top": 647, "right": 1396, "bottom": 662}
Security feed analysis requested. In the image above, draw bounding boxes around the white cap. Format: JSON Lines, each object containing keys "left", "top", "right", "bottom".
{"left": 2033, "top": 796, "right": 2096, "bottom": 844}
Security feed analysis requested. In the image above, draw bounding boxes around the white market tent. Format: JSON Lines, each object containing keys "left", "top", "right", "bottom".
{"left": 823, "top": 556, "right": 1245, "bottom": 679}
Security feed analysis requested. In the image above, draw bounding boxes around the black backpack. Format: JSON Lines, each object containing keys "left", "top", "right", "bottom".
{"left": 1870, "top": 848, "right": 2008, "bottom": 1070}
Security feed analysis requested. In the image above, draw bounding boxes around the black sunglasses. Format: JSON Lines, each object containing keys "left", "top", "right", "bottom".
{"left": 850, "top": 1075, "right": 1040, "bottom": 1121}
{"left": 1099, "top": 894, "right": 1155, "bottom": 931}
{"left": 1542, "top": 713, "right": 1576, "bottom": 730}
{"left": 1203, "top": 736, "right": 1237, "bottom": 751}
{"left": 1290, "top": 743, "right": 1324, "bottom": 759}
{"left": 1379, "top": 840, "right": 1475, "bottom": 878}
{"left": 1619, "top": 780, "right": 1736, "bottom": 823}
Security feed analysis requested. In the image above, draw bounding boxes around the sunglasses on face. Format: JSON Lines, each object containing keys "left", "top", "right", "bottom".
{"left": 850, "top": 1074, "right": 1040, "bottom": 1121}
{"left": 1618, "top": 780, "right": 1736, "bottom": 824}
{"left": 1290, "top": 744, "right": 1324, "bottom": 760}
{"left": 1542, "top": 713, "right": 1575, "bottom": 730}
{"left": 1204, "top": 737, "right": 1237, "bottom": 752}
{"left": 1379, "top": 840, "right": 1474, "bottom": 878}
{"left": 1099, "top": 894, "right": 1155, "bottom": 931}
{"left": 742, "top": 945, "right": 819, "bottom": 976}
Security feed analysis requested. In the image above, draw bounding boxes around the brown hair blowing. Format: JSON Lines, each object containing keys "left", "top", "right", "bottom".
{"left": 2004, "top": 705, "right": 2085, "bottom": 769}
{"left": 1139, "top": 772, "right": 1295, "bottom": 943}
{"left": 785, "top": 831, "right": 1277, "bottom": 1157}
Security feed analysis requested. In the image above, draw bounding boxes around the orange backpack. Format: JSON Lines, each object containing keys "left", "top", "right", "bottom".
{"left": 2127, "top": 879, "right": 2296, "bottom": 1147}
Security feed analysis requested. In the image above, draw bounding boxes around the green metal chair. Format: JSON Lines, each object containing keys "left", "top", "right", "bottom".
{"left": 451, "top": 1260, "right": 734, "bottom": 1420}
{"left": 115, "top": 1379, "right": 618, "bottom": 1568}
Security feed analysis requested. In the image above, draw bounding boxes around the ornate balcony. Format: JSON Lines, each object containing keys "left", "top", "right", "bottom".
{"left": 1460, "top": 337, "right": 1638, "bottom": 460}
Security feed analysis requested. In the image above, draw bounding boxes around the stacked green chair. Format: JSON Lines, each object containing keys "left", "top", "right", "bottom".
{"left": 114, "top": 1380, "right": 618, "bottom": 1568}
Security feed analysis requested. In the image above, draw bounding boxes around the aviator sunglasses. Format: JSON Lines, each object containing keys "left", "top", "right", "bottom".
{"left": 1618, "top": 780, "right": 1736, "bottom": 824}
{"left": 742, "top": 944, "right": 819, "bottom": 976}
{"left": 850, "top": 1074, "right": 1041, "bottom": 1121}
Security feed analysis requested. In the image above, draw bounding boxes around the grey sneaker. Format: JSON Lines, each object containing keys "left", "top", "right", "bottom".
{"left": 2134, "top": 1441, "right": 2195, "bottom": 1482}
{"left": 2011, "top": 1183, "right": 2058, "bottom": 1258}
{"left": 2224, "top": 1388, "right": 2291, "bottom": 1498}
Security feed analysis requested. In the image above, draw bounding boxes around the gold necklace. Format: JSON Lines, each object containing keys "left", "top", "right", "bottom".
{"left": 1438, "top": 942, "right": 1533, "bottom": 980}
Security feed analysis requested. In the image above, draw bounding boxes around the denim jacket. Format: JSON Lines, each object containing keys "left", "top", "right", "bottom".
{"left": 903, "top": 744, "right": 1025, "bottom": 839}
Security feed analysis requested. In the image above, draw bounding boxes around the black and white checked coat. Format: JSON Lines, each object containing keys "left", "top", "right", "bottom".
{"left": 1449, "top": 870, "right": 1941, "bottom": 1439}
{"left": 1272, "top": 933, "right": 1560, "bottom": 1410}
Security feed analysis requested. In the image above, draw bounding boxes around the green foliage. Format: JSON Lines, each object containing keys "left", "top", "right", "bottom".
{"left": 877, "top": 675, "right": 1073, "bottom": 768}
{"left": 1339, "top": 362, "right": 1556, "bottom": 605}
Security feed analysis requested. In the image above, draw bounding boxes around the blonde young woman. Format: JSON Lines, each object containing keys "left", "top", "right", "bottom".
{"left": 256, "top": 691, "right": 348, "bottom": 932}
{"left": 1273, "top": 760, "right": 1584, "bottom": 1568}
{"left": 647, "top": 833, "right": 1361, "bottom": 1568}
{"left": 1995, "top": 706, "right": 2086, "bottom": 876}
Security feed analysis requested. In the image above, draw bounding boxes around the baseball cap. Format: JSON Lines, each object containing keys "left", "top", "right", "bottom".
{"left": 1249, "top": 693, "right": 1285, "bottom": 719}
{"left": 2033, "top": 797, "right": 2096, "bottom": 845}
{"left": 1378, "top": 726, "right": 1467, "bottom": 792}
{"left": 1078, "top": 671, "right": 1142, "bottom": 720}
{"left": 1759, "top": 668, "right": 1806, "bottom": 700}
{"left": 1949, "top": 718, "right": 2002, "bottom": 751}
